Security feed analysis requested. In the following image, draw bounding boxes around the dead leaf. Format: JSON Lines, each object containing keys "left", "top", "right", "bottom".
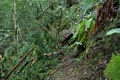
{"left": 31, "top": 59, "right": 37, "bottom": 66}
{"left": 49, "top": 69, "right": 57, "bottom": 76}
{"left": 43, "top": 53, "right": 51, "bottom": 57}
{"left": 0, "top": 55, "right": 2, "bottom": 59}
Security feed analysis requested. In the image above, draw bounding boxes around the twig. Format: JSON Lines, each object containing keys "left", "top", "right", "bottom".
{"left": 13, "top": 0, "right": 17, "bottom": 54}
{"left": 20, "top": 19, "right": 30, "bottom": 34}
{"left": 39, "top": 3, "right": 43, "bottom": 12}
{"left": 15, "top": 61, "right": 29, "bottom": 74}
{"left": 58, "top": 10, "right": 62, "bottom": 35}
{"left": 34, "top": 21, "right": 63, "bottom": 55}
{"left": 4, "top": 47, "right": 35, "bottom": 80}
{"left": 41, "top": 2, "right": 55, "bottom": 17}
{"left": 35, "top": 22, "right": 60, "bottom": 48}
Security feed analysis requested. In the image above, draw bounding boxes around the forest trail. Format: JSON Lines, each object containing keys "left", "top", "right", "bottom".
{"left": 49, "top": 54, "right": 82, "bottom": 80}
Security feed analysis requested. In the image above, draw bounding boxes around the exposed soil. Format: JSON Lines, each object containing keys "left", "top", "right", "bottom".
{"left": 49, "top": 55, "right": 82, "bottom": 80}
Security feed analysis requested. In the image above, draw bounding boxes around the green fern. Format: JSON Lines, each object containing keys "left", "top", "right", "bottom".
{"left": 104, "top": 53, "right": 120, "bottom": 80}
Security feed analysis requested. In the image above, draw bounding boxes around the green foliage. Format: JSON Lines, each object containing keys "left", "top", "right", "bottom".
{"left": 73, "top": 16, "right": 95, "bottom": 43}
{"left": 0, "top": 0, "right": 103, "bottom": 79}
{"left": 81, "top": 0, "right": 94, "bottom": 14}
{"left": 1, "top": 49, "right": 58, "bottom": 80}
{"left": 71, "top": 0, "right": 100, "bottom": 44}
{"left": 106, "top": 28, "right": 120, "bottom": 36}
{"left": 0, "top": 0, "right": 80, "bottom": 79}
{"left": 104, "top": 53, "right": 120, "bottom": 80}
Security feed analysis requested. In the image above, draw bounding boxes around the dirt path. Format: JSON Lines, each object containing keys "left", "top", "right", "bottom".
{"left": 49, "top": 55, "right": 84, "bottom": 80}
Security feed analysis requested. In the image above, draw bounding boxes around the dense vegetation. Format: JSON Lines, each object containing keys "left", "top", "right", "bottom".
{"left": 0, "top": 0, "right": 120, "bottom": 80}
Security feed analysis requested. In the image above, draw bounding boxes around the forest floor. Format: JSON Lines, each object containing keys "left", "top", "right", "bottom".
{"left": 49, "top": 54, "right": 82, "bottom": 80}
{"left": 46, "top": 15, "right": 120, "bottom": 79}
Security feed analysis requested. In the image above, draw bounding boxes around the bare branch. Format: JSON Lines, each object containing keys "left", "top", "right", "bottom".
{"left": 4, "top": 47, "right": 35, "bottom": 80}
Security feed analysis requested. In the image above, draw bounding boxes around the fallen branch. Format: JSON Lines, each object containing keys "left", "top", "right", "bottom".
{"left": 61, "top": 33, "right": 73, "bottom": 46}
{"left": 4, "top": 47, "right": 35, "bottom": 80}
{"left": 15, "top": 61, "right": 29, "bottom": 74}
{"left": 41, "top": 2, "right": 55, "bottom": 17}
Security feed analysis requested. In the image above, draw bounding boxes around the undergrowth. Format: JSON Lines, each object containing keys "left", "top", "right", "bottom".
{"left": 0, "top": 0, "right": 106, "bottom": 80}
{"left": 104, "top": 53, "right": 120, "bottom": 80}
